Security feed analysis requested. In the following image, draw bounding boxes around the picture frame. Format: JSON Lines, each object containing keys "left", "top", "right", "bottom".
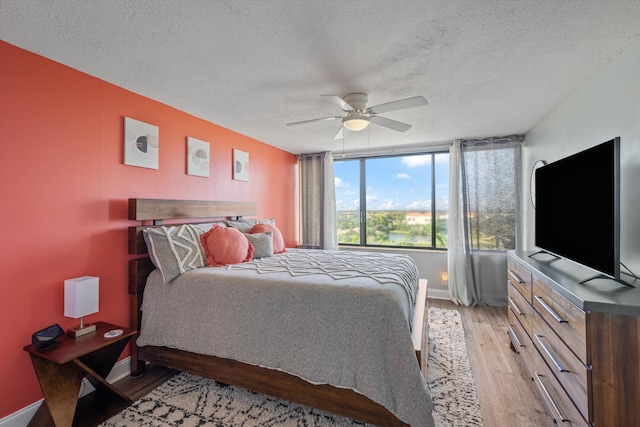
{"left": 124, "top": 117, "right": 159, "bottom": 169}
{"left": 233, "top": 149, "right": 249, "bottom": 181}
{"left": 187, "top": 137, "right": 210, "bottom": 177}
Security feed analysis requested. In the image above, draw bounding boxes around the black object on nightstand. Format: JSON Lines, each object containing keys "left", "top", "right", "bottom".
{"left": 31, "top": 323, "right": 65, "bottom": 350}
{"left": 24, "top": 321, "right": 136, "bottom": 427}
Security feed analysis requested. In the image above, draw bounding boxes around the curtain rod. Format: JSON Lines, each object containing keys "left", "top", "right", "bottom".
{"left": 461, "top": 134, "right": 524, "bottom": 146}
{"left": 333, "top": 141, "right": 452, "bottom": 159}
{"left": 298, "top": 135, "right": 523, "bottom": 159}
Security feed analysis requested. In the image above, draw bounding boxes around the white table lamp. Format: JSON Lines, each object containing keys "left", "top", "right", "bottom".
{"left": 64, "top": 276, "right": 99, "bottom": 338}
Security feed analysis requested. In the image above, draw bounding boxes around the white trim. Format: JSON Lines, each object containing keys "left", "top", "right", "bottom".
{"left": 108, "top": 355, "right": 133, "bottom": 382}
{"left": 0, "top": 400, "right": 42, "bottom": 427}
{"left": 427, "top": 286, "right": 450, "bottom": 300}
{"left": 0, "top": 357, "right": 131, "bottom": 427}
{"left": 338, "top": 141, "right": 452, "bottom": 159}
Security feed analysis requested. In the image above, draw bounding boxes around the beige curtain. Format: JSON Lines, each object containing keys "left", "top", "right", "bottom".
{"left": 299, "top": 151, "right": 338, "bottom": 250}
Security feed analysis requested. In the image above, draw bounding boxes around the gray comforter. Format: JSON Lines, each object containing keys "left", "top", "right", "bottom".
{"left": 138, "top": 249, "right": 434, "bottom": 426}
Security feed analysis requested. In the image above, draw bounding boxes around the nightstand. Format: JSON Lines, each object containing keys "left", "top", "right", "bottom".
{"left": 24, "top": 321, "right": 136, "bottom": 427}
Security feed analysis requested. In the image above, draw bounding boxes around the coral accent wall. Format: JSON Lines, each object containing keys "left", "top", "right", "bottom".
{"left": 0, "top": 41, "right": 298, "bottom": 418}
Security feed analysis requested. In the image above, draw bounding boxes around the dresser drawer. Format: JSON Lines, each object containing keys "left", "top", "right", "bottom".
{"left": 532, "top": 313, "right": 589, "bottom": 420}
{"left": 532, "top": 277, "right": 586, "bottom": 364}
{"left": 508, "top": 282, "right": 533, "bottom": 338}
{"left": 507, "top": 308, "right": 535, "bottom": 379}
{"left": 531, "top": 349, "right": 590, "bottom": 427}
{"left": 508, "top": 258, "right": 532, "bottom": 303}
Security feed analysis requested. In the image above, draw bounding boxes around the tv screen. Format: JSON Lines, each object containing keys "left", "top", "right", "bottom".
{"left": 535, "top": 137, "right": 620, "bottom": 283}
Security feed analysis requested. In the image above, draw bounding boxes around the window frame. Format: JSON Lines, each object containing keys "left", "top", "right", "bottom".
{"left": 335, "top": 150, "right": 449, "bottom": 250}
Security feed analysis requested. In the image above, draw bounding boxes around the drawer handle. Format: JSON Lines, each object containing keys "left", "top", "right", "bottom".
{"left": 508, "top": 269, "right": 524, "bottom": 284}
{"left": 534, "top": 296, "right": 567, "bottom": 323}
{"left": 535, "top": 373, "right": 570, "bottom": 423}
{"left": 508, "top": 325, "right": 524, "bottom": 348}
{"left": 508, "top": 296, "right": 524, "bottom": 316}
{"left": 534, "top": 334, "right": 569, "bottom": 373}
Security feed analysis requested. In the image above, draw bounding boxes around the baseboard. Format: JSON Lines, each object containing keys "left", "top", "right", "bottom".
{"left": 0, "top": 399, "right": 43, "bottom": 427}
{"left": 0, "top": 357, "right": 131, "bottom": 427}
{"left": 427, "top": 286, "right": 450, "bottom": 300}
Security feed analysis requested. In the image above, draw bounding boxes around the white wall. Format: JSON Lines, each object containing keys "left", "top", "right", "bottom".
{"left": 522, "top": 38, "right": 640, "bottom": 278}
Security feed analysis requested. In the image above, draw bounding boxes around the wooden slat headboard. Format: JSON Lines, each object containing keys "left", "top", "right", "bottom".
{"left": 127, "top": 198, "right": 258, "bottom": 255}
{"left": 128, "top": 198, "right": 257, "bottom": 222}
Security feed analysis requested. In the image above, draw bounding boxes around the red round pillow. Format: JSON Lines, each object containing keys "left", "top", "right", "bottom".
{"left": 200, "top": 225, "right": 254, "bottom": 266}
{"left": 250, "top": 223, "right": 286, "bottom": 254}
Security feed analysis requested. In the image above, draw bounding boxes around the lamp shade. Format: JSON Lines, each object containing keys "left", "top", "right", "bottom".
{"left": 343, "top": 115, "right": 370, "bottom": 132}
{"left": 64, "top": 276, "right": 99, "bottom": 319}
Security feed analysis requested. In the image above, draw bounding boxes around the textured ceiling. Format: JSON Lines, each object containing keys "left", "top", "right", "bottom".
{"left": 2, "top": 0, "right": 640, "bottom": 154}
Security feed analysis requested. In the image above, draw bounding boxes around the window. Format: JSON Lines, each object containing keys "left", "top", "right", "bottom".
{"left": 334, "top": 152, "right": 449, "bottom": 249}
{"left": 461, "top": 143, "right": 519, "bottom": 250}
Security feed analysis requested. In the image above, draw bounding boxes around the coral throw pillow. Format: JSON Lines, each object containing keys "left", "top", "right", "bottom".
{"left": 200, "top": 225, "right": 254, "bottom": 267}
{"left": 250, "top": 223, "right": 286, "bottom": 254}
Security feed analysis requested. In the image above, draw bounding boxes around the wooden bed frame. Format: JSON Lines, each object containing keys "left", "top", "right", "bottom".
{"left": 128, "top": 198, "right": 429, "bottom": 427}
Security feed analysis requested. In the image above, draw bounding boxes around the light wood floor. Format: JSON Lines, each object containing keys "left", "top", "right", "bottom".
{"left": 109, "top": 299, "right": 553, "bottom": 426}
{"left": 428, "top": 298, "right": 552, "bottom": 426}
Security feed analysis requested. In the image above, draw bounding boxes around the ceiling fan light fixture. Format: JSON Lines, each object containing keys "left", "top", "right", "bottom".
{"left": 342, "top": 114, "right": 370, "bottom": 131}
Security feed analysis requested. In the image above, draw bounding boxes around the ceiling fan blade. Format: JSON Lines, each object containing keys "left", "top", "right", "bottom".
{"left": 366, "top": 96, "right": 428, "bottom": 115}
{"left": 333, "top": 126, "right": 346, "bottom": 140}
{"left": 286, "top": 116, "right": 341, "bottom": 126}
{"left": 321, "top": 95, "right": 355, "bottom": 112}
{"left": 369, "top": 116, "right": 412, "bottom": 132}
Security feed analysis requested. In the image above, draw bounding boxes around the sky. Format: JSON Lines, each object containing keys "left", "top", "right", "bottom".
{"left": 334, "top": 153, "right": 450, "bottom": 212}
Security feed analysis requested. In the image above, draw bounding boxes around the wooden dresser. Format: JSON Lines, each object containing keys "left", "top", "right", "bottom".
{"left": 507, "top": 250, "right": 640, "bottom": 427}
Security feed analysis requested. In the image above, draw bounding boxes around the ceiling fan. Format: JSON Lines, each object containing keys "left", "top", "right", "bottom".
{"left": 286, "top": 93, "right": 428, "bottom": 140}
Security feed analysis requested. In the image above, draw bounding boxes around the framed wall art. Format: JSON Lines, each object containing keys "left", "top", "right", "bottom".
{"left": 233, "top": 149, "right": 249, "bottom": 181}
{"left": 187, "top": 137, "right": 210, "bottom": 177}
{"left": 124, "top": 117, "right": 159, "bottom": 169}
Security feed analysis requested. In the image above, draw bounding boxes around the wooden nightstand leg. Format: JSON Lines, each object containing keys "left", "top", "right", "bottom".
{"left": 29, "top": 355, "right": 84, "bottom": 427}
{"left": 74, "top": 359, "right": 132, "bottom": 403}
{"left": 77, "top": 338, "right": 130, "bottom": 379}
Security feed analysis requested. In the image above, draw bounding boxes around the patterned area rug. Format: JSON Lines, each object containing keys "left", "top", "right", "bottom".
{"left": 427, "top": 308, "right": 483, "bottom": 426}
{"left": 101, "top": 307, "right": 482, "bottom": 426}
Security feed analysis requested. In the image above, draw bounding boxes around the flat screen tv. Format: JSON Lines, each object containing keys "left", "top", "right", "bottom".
{"left": 534, "top": 137, "right": 632, "bottom": 287}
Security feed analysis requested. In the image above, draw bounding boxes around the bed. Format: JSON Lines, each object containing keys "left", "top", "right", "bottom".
{"left": 128, "top": 198, "right": 433, "bottom": 427}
